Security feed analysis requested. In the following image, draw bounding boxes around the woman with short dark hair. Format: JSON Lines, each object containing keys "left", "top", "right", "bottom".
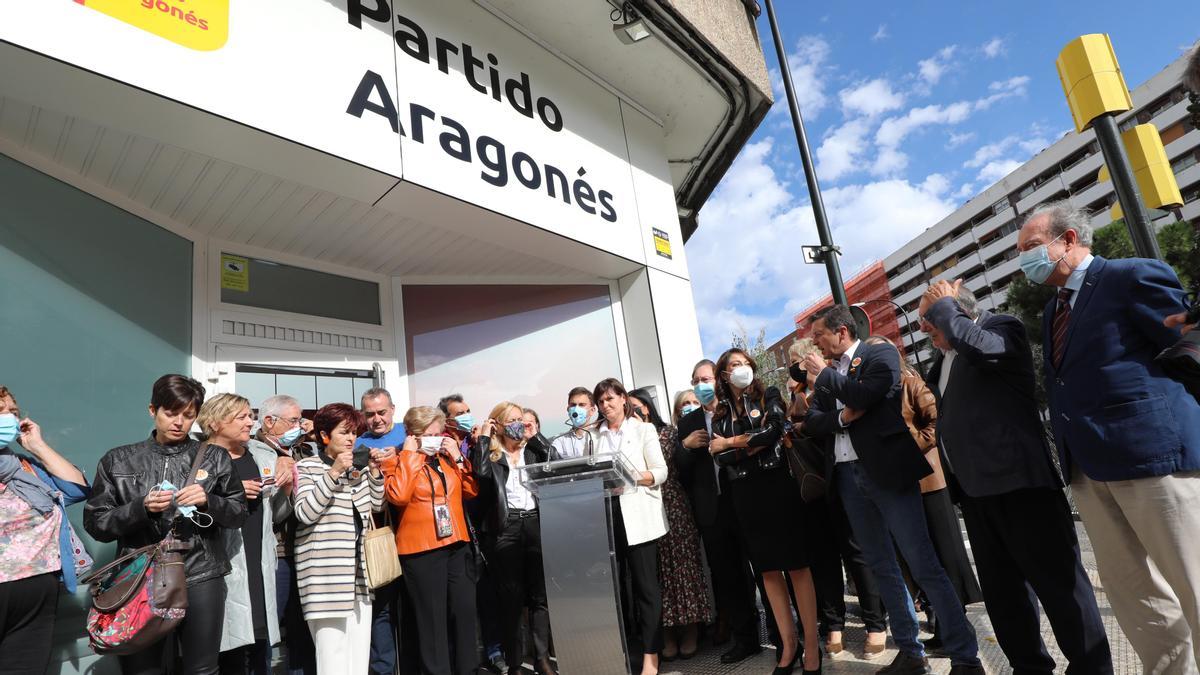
{"left": 293, "top": 403, "right": 385, "bottom": 674}
{"left": 85, "top": 374, "right": 248, "bottom": 675}
{"left": 590, "top": 378, "right": 668, "bottom": 675}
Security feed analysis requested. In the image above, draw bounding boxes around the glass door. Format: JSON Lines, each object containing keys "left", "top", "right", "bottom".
{"left": 212, "top": 345, "right": 390, "bottom": 414}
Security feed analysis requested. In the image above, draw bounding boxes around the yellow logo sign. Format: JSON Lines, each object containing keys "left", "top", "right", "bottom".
{"left": 652, "top": 228, "right": 672, "bottom": 260}
{"left": 75, "top": 0, "right": 229, "bottom": 51}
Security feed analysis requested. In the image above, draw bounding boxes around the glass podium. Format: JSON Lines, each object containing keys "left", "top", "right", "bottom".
{"left": 516, "top": 452, "right": 639, "bottom": 675}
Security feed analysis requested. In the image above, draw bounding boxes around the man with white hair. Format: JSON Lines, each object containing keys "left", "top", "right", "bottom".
{"left": 1017, "top": 200, "right": 1200, "bottom": 673}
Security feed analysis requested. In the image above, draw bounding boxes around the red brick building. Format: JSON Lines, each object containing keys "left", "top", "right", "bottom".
{"left": 766, "top": 261, "right": 909, "bottom": 366}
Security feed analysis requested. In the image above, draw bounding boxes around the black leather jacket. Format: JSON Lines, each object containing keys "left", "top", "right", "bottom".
{"left": 712, "top": 386, "right": 787, "bottom": 480}
{"left": 84, "top": 435, "right": 247, "bottom": 584}
{"left": 471, "top": 436, "right": 549, "bottom": 542}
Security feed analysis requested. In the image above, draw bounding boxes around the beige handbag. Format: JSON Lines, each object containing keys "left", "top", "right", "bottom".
{"left": 363, "top": 508, "right": 401, "bottom": 589}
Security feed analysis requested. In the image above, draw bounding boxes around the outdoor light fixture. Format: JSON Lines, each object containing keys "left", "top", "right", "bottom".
{"left": 611, "top": 3, "right": 652, "bottom": 45}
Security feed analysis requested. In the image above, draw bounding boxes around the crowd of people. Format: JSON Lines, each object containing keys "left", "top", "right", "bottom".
{"left": 2, "top": 73, "right": 1200, "bottom": 672}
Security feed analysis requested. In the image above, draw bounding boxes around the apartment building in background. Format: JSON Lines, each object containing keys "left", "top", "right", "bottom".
{"left": 883, "top": 48, "right": 1200, "bottom": 367}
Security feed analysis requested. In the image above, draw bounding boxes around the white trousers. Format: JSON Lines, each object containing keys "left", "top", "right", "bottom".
{"left": 307, "top": 597, "right": 373, "bottom": 675}
{"left": 1072, "top": 469, "right": 1200, "bottom": 674}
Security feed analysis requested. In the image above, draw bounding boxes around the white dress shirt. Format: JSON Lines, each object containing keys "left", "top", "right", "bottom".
{"left": 597, "top": 423, "right": 626, "bottom": 457}
{"left": 551, "top": 430, "right": 591, "bottom": 459}
{"left": 833, "top": 340, "right": 862, "bottom": 464}
{"left": 938, "top": 349, "right": 957, "bottom": 396}
{"left": 505, "top": 451, "right": 536, "bottom": 511}
{"left": 1062, "top": 254, "right": 1094, "bottom": 308}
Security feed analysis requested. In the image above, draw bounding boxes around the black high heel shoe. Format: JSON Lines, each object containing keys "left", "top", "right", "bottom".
{"left": 772, "top": 641, "right": 800, "bottom": 675}
{"left": 802, "top": 647, "right": 823, "bottom": 675}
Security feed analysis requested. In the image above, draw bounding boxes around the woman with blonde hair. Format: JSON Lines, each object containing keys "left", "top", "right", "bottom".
{"left": 471, "top": 402, "right": 554, "bottom": 675}
{"left": 381, "top": 406, "right": 478, "bottom": 675}
{"left": 197, "top": 394, "right": 292, "bottom": 675}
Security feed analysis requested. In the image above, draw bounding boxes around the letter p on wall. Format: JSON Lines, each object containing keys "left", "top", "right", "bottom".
{"left": 75, "top": 0, "right": 229, "bottom": 51}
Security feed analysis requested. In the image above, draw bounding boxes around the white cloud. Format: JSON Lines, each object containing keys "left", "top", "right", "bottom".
{"left": 817, "top": 119, "right": 871, "bottom": 181}
{"left": 962, "top": 128, "right": 1053, "bottom": 186}
{"left": 840, "top": 78, "right": 905, "bottom": 117}
{"left": 769, "top": 36, "right": 832, "bottom": 120}
{"left": 872, "top": 24, "right": 889, "bottom": 41}
{"left": 976, "top": 159, "right": 1023, "bottom": 183}
{"left": 871, "top": 146, "right": 909, "bottom": 176}
{"left": 876, "top": 102, "right": 973, "bottom": 148}
{"left": 691, "top": 138, "right": 956, "bottom": 354}
{"left": 917, "top": 45, "right": 958, "bottom": 89}
{"left": 947, "top": 131, "right": 976, "bottom": 148}
{"left": 981, "top": 37, "right": 1007, "bottom": 59}
{"left": 975, "top": 75, "right": 1031, "bottom": 110}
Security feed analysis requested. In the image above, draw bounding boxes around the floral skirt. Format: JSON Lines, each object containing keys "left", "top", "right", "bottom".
{"left": 656, "top": 478, "right": 713, "bottom": 627}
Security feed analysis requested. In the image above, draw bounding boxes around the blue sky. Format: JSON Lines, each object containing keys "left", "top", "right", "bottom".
{"left": 687, "top": 1, "right": 1200, "bottom": 356}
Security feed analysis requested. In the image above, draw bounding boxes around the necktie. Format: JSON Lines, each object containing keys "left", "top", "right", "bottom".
{"left": 1052, "top": 288, "right": 1073, "bottom": 369}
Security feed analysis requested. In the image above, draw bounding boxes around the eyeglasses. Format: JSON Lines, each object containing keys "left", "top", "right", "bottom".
{"left": 268, "top": 416, "right": 302, "bottom": 426}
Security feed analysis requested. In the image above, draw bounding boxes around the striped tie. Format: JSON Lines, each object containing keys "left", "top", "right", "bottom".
{"left": 1052, "top": 288, "right": 1073, "bottom": 369}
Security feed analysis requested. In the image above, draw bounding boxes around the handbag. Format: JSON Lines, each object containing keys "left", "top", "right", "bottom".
{"left": 364, "top": 507, "right": 401, "bottom": 589}
{"left": 782, "top": 431, "right": 827, "bottom": 503}
{"left": 79, "top": 446, "right": 208, "bottom": 654}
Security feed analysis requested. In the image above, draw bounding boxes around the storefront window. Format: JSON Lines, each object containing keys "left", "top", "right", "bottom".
{"left": 0, "top": 154, "right": 192, "bottom": 659}
{"left": 403, "top": 285, "right": 622, "bottom": 436}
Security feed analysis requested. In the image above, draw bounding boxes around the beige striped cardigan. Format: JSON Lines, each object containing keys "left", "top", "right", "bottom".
{"left": 293, "top": 456, "right": 384, "bottom": 620}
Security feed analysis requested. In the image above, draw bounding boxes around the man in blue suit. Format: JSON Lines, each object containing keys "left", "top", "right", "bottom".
{"left": 1017, "top": 200, "right": 1200, "bottom": 673}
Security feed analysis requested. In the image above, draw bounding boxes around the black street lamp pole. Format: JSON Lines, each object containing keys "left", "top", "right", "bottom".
{"left": 762, "top": 0, "right": 848, "bottom": 306}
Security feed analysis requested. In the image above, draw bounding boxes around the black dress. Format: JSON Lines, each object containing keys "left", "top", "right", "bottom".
{"left": 713, "top": 386, "right": 808, "bottom": 572}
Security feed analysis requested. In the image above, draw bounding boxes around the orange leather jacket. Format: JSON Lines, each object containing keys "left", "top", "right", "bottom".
{"left": 900, "top": 372, "right": 947, "bottom": 494}
{"left": 381, "top": 449, "right": 478, "bottom": 556}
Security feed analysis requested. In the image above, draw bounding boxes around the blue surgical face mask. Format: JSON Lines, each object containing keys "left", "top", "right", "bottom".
{"left": 154, "top": 479, "right": 214, "bottom": 527}
{"left": 681, "top": 404, "right": 700, "bottom": 417}
{"left": 0, "top": 413, "right": 19, "bottom": 446}
{"left": 1018, "top": 233, "right": 1066, "bottom": 285}
{"left": 567, "top": 405, "right": 590, "bottom": 428}
{"left": 452, "top": 413, "right": 475, "bottom": 433}
{"left": 278, "top": 426, "right": 303, "bottom": 448}
{"left": 693, "top": 382, "right": 716, "bottom": 405}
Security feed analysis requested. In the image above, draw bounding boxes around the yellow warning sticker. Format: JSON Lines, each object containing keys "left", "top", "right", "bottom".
{"left": 220, "top": 254, "right": 249, "bottom": 292}
{"left": 652, "top": 228, "right": 672, "bottom": 260}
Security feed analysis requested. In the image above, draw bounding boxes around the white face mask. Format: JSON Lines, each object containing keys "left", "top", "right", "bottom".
{"left": 729, "top": 365, "right": 755, "bottom": 389}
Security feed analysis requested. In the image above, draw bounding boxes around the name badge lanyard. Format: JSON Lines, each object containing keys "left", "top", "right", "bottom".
{"left": 423, "top": 462, "right": 454, "bottom": 539}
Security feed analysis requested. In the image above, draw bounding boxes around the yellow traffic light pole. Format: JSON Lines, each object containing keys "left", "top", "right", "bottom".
{"left": 1057, "top": 34, "right": 1162, "bottom": 259}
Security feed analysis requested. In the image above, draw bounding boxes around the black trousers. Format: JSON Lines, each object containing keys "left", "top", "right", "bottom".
{"left": 275, "top": 556, "right": 316, "bottom": 675}
{"left": 400, "top": 542, "right": 478, "bottom": 675}
{"left": 613, "top": 500, "right": 663, "bottom": 655}
{"left": 0, "top": 572, "right": 60, "bottom": 675}
{"left": 217, "top": 638, "right": 272, "bottom": 675}
{"left": 119, "top": 577, "right": 226, "bottom": 675}
{"left": 960, "top": 487, "right": 1112, "bottom": 674}
{"left": 697, "top": 490, "right": 763, "bottom": 648}
{"left": 807, "top": 495, "right": 887, "bottom": 634}
{"left": 491, "top": 511, "right": 551, "bottom": 666}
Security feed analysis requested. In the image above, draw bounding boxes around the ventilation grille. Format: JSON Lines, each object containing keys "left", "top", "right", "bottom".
{"left": 221, "top": 320, "right": 384, "bottom": 352}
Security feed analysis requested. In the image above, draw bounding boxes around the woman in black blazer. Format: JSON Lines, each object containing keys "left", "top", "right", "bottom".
{"left": 711, "top": 349, "right": 821, "bottom": 675}
{"left": 472, "top": 401, "right": 553, "bottom": 675}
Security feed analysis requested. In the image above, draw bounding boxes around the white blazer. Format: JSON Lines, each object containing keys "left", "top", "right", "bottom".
{"left": 591, "top": 417, "right": 669, "bottom": 546}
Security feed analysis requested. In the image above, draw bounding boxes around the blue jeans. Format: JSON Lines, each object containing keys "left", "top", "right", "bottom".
{"left": 370, "top": 580, "right": 400, "bottom": 674}
{"left": 835, "top": 462, "right": 980, "bottom": 666}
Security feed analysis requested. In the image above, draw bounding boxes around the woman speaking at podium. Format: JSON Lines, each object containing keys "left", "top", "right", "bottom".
{"left": 590, "top": 378, "right": 669, "bottom": 675}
